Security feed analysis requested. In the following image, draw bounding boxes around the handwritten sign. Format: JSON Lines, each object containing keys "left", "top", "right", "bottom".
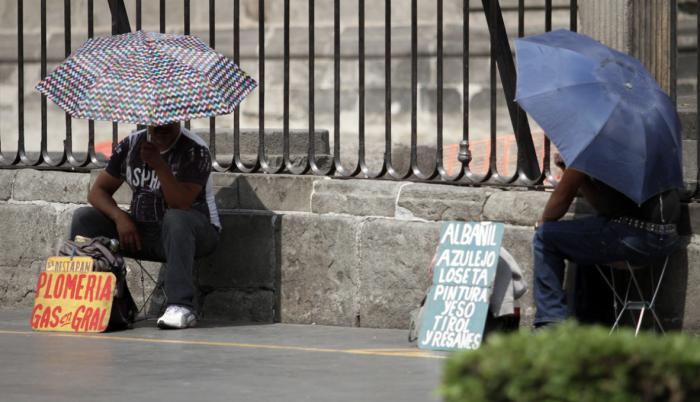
{"left": 45, "top": 256, "right": 94, "bottom": 273}
{"left": 418, "top": 221, "right": 504, "bottom": 351}
{"left": 31, "top": 271, "right": 115, "bottom": 332}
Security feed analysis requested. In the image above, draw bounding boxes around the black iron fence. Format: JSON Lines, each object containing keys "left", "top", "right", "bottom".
{"left": 1, "top": 0, "right": 697, "bottom": 197}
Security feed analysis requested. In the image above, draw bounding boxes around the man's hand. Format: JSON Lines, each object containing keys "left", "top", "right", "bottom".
{"left": 114, "top": 213, "right": 142, "bottom": 253}
{"left": 140, "top": 141, "right": 167, "bottom": 171}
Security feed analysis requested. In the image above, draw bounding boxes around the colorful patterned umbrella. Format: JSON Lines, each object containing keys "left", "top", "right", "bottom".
{"left": 36, "top": 30, "right": 257, "bottom": 126}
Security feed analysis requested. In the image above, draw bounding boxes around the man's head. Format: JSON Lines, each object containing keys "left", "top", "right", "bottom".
{"left": 147, "top": 122, "right": 181, "bottom": 150}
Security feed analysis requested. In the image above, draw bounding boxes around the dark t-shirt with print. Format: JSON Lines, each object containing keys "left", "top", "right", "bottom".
{"left": 105, "top": 129, "right": 220, "bottom": 229}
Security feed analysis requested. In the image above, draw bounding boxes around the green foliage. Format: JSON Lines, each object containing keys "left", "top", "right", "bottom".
{"left": 441, "top": 322, "right": 700, "bottom": 402}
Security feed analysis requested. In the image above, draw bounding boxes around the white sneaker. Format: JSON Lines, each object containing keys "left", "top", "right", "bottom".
{"left": 157, "top": 305, "right": 198, "bottom": 329}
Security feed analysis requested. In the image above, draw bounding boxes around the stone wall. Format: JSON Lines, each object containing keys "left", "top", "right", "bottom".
{"left": 1, "top": 168, "right": 699, "bottom": 332}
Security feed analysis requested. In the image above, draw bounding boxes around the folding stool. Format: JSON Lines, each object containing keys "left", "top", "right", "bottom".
{"left": 130, "top": 259, "right": 167, "bottom": 321}
{"left": 595, "top": 255, "right": 671, "bottom": 336}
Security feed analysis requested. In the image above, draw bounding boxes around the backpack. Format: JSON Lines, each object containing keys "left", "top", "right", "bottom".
{"left": 59, "top": 236, "right": 137, "bottom": 331}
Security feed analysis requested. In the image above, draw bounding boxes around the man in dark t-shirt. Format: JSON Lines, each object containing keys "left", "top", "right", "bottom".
{"left": 69, "top": 122, "right": 220, "bottom": 329}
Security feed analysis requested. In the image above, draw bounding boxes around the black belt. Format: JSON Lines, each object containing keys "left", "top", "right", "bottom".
{"left": 612, "top": 217, "right": 677, "bottom": 235}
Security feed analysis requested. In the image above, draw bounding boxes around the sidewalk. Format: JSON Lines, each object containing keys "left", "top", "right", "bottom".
{"left": 0, "top": 310, "right": 446, "bottom": 402}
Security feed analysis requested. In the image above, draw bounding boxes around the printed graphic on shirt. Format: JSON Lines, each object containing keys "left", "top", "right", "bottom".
{"left": 105, "top": 128, "right": 219, "bottom": 228}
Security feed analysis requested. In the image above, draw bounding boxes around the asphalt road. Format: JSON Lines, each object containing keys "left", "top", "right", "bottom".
{"left": 0, "top": 310, "right": 446, "bottom": 402}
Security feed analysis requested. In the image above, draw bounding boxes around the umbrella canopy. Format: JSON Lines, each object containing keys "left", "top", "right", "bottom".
{"left": 36, "top": 30, "right": 257, "bottom": 126}
{"left": 514, "top": 29, "right": 683, "bottom": 204}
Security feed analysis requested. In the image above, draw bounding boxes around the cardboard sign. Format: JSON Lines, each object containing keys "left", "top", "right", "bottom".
{"left": 31, "top": 271, "right": 115, "bottom": 332}
{"left": 418, "top": 221, "right": 504, "bottom": 351}
{"left": 45, "top": 256, "right": 94, "bottom": 273}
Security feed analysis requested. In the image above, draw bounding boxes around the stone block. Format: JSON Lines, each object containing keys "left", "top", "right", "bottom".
{"left": 396, "top": 182, "right": 494, "bottom": 221}
{"left": 679, "top": 202, "right": 700, "bottom": 237}
{"left": 678, "top": 95, "right": 697, "bottom": 140}
{"left": 200, "top": 289, "right": 275, "bottom": 322}
{"left": 55, "top": 204, "right": 86, "bottom": 244}
{"left": 683, "top": 139, "right": 697, "bottom": 185}
{"left": 651, "top": 237, "right": 699, "bottom": 331}
{"left": 279, "top": 213, "right": 360, "bottom": 326}
{"left": 13, "top": 170, "right": 90, "bottom": 204}
{"left": 311, "top": 179, "right": 403, "bottom": 217}
{"left": 357, "top": 219, "right": 441, "bottom": 329}
{"left": 212, "top": 174, "right": 240, "bottom": 209}
{"left": 679, "top": 236, "right": 700, "bottom": 332}
{"left": 0, "top": 204, "right": 60, "bottom": 266}
{"left": 0, "top": 170, "right": 15, "bottom": 200}
{"left": 198, "top": 212, "right": 278, "bottom": 289}
{"left": 237, "top": 174, "right": 317, "bottom": 212}
{"left": 0, "top": 261, "right": 44, "bottom": 308}
{"left": 89, "top": 170, "right": 133, "bottom": 206}
{"left": 213, "top": 186, "right": 240, "bottom": 210}
{"left": 483, "top": 190, "right": 549, "bottom": 226}
{"left": 500, "top": 225, "right": 536, "bottom": 328}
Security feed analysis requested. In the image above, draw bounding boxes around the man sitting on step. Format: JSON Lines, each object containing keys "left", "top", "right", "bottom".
{"left": 69, "top": 121, "right": 220, "bottom": 329}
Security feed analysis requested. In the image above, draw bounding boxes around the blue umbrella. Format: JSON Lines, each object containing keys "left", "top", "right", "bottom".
{"left": 514, "top": 29, "right": 683, "bottom": 204}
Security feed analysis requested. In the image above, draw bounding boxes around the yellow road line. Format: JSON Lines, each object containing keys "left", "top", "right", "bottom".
{"left": 0, "top": 330, "right": 446, "bottom": 360}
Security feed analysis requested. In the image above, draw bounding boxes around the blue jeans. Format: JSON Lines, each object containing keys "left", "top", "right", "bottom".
{"left": 533, "top": 216, "right": 678, "bottom": 326}
{"left": 69, "top": 207, "right": 219, "bottom": 309}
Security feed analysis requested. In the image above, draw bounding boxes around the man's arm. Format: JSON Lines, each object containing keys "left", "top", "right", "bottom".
{"left": 140, "top": 142, "right": 202, "bottom": 210}
{"left": 540, "top": 168, "right": 587, "bottom": 223}
{"left": 88, "top": 171, "right": 142, "bottom": 252}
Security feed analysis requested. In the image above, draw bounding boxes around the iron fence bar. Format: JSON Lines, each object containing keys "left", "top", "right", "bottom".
{"left": 570, "top": 0, "right": 577, "bottom": 32}
{"left": 282, "top": 0, "right": 289, "bottom": 168}
{"left": 437, "top": 0, "right": 456, "bottom": 181}
{"left": 257, "top": 0, "right": 281, "bottom": 174}
{"left": 358, "top": 0, "right": 366, "bottom": 175}
{"left": 540, "top": 0, "right": 555, "bottom": 186}
{"left": 39, "top": 0, "right": 66, "bottom": 167}
{"left": 481, "top": 0, "right": 539, "bottom": 182}
{"left": 461, "top": 0, "right": 483, "bottom": 184}
{"left": 358, "top": 0, "right": 379, "bottom": 178}
{"left": 64, "top": 0, "right": 72, "bottom": 160}
{"left": 27, "top": 0, "right": 46, "bottom": 166}
{"left": 108, "top": 0, "right": 132, "bottom": 153}
{"left": 232, "top": 0, "right": 259, "bottom": 173}
{"left": 160, "top": 0, "right": 166, "bottom": 33}
{"left": 486, "top": 0, "right": 499, "bottom": 182}
{"left": 86, "top": 0, "right": 101, "bottom": 166}
{"left": 184, "top": 0, "right": 189, "bottom": 34}
{"left": 64, "top": 0, "right": 87, "bottom": 167}
{"left": 308, "top": 0, "right": 329, "bottom": 175}
{"left": 136, "top": 0, "right": 142, "bottom": 30}
{"left": 696, "top": 0, "right": 700, "bottom": 199}
{"left": 282, "top": 0, "right": 308, "bottom": 174}
{"left": 333, "top": 0, "right": 360, "bottom": 177}
{"left": 510, "top": 0, "right": 531, "bottom": 184}
{"left": 109, "top": 0, "right": 132, "bottom": 35}
{"left": 385, "top": 0, "right": 408, "bottom": 180}
{"left": 518, "top": 0, "right": 524, "bottom": 36}
{"left": 435, "top": 0, "right": 461, "bottom": 182}
{"left": 4, "top": 0, "right": 22, "bottom": 166}
{"left": 184, "top": 0, "right": 190, "bottom": 130}
{"left": 207, "top": 0, "right": 229, "bottom": 173}
{"left": 410, "top": 0, "right": 437, "bottom": 180}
